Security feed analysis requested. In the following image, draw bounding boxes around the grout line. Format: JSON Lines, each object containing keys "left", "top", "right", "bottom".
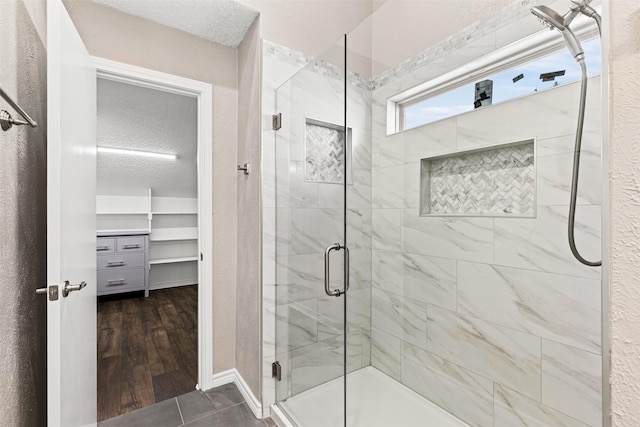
{"left": 175, "top": 397, "right": 184, "bottom": 425}
{"left": 186, "top": 401, "right": 247, "bottom": 425}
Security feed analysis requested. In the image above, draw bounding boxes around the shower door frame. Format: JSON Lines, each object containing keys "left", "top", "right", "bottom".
{"left": 268, "top": 34, "right": 351, "bottom": 426}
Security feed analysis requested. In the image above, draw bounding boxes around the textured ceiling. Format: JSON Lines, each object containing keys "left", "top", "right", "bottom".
{"left": 97, "top": 79, "right": 198, "bottom": 198}
{"left": 90, "top": 0, "right": 259, "bottom": 47}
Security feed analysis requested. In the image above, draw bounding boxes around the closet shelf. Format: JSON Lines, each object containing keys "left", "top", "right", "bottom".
{"left": 97, "top": 228, "right": 150, "bottom": 237}
{"left": 96, "top": 211, "right": 149, "bottom": 215}
{"left": 150, "top": 227, "right": 198, "bottom": 242}
{"left": 151, "top": 211, "right": 197, "bottom": 215}
{"left": 149, "top": 256, "right": 199, "bottom": 265}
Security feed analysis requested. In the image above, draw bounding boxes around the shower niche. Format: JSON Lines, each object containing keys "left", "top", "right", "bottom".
{"left": 304, "top": 117, "right": 352, "bottom": 184}
{"left": 420, "top": 139, "right": 536, "bottom": 217}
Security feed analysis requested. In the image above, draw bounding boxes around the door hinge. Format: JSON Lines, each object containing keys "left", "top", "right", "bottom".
{"left": 272, "top": 113, "right": 282, "bottom": 131}
{"left": 272, "top": 361, "right": 282, "bottom": 381}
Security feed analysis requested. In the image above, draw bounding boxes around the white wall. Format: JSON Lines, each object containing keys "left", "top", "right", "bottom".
{"left": 609, "top": 1, "right": 640, "bottom": 425}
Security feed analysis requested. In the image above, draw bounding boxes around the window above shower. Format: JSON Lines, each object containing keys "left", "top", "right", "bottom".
{"left": 387, "top": 16, "right": 601, "bottom": 134}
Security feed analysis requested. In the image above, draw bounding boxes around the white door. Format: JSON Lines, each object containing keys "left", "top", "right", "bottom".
{"left": 46, "top": 0, "right": 97, "bottom": 425}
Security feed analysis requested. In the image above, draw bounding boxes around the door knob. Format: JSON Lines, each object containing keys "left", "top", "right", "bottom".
{"left": 62, "top": 280, "right": 86, "bottom": 297}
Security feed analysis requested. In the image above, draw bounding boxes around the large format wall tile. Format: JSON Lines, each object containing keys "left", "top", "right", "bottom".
{"left": 377, "top": 131, "right": 405, "bottom": 168}
{"left": 371, "top": 288, "right": 403, "bottom": 337}
{"left": 403, "top": 210, "right": 494, "bottom": 263}
{"left": 276, "top": 254, "right": 324, "bottom": 303}
{"left": 494, "top": 205, "right": 601, "bottom": 279}
{"left": 276, "top": 160, "right": 319, "bottom": 208}
{"left": 402, "top": 343, "right": 493, "bottom": 427}
{"left": 495, "top": 385, "right": 590, "bottom": 427}
{"left": 457, "top": 262, "right": 601, "bottom": 352}
{"left": 536, "top": 132, "right": 602, "bottom": 207}
{"left": 372, "top": 249, "right": 404, "bottom": 295}
{"left": 290, "top": 338, "right": 345, "bottom": 396}
{"left": 372, "top": 288, "right": 427, "bottom": 350}
{"left": 542, "top": 340, "right": 602, "bottom": 427}
{"left": 371, "top": 327, "right": 402, "bottom": 381}
{"left": 346, "top": 208, "right": 372, "bottom": 251}
{"left": 403, "top": 253, "right": 457, "bottom": 310}
{"left": 372, "top": 165, "right": 405, "bottom": 208}
{"left": 404, "top": 161, "right": 421, "bottom": 209}
{"left": 290, "top": 208, "right": 343, "bottom": 255}
{"left": 403, "top": 116, "right": 457, "bottom": 163}
{"left": 428, "top": 305, "right": 541, "bottom": 399}
{"left": 372, "top": 209, "right": 403, "bottom": 251}
{"left": 347, "top": 168, "right": 372, "bottom": 210}
{"left": 276, "top": 300, "right": 318, "bottom": 352}
{"left": 349, "top": 247, "right": 372, "bottom": 290}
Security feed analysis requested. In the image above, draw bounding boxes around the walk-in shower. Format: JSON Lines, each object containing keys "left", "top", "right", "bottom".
{"left": 263, "top": 1, "right": 607, "bottom": 426}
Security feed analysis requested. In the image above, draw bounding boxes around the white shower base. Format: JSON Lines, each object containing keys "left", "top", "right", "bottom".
{"left": 273, "top": 366, "right": 470, "bottom": 427}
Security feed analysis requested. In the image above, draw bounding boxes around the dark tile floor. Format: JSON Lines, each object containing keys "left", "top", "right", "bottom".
{"left": 98, "top": 383, "right": 277, "bottom": 427}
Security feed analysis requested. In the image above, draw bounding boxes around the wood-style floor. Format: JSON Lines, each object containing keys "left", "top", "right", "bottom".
{"left": 97, "top": 285, "right": 198, "bottom": 422}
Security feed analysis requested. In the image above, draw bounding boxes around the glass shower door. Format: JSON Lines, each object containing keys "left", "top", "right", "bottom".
{"left": 273, "top": 37, "right": 349, "bottom": 425}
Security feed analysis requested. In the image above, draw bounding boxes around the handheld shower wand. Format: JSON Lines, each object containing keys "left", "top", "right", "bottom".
{"left": 531, "top": 5, "right": 585, "bottom": 62}
{"left": 531, "top": 2, "right": 601, "bottom": 267}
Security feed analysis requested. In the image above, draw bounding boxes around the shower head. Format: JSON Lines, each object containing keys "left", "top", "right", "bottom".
{"left": 532, "top": 5, "right": 567, "bottom": 29}
{"left": 531, "top": 5, "right": 585, "bottom": 62}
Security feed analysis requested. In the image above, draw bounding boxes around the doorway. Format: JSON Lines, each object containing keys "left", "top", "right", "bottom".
{"left": 93, "top": 58, "right": 214, "bottom": 421}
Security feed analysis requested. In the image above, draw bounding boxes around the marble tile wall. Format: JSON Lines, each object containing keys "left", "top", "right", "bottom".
{"left": 262, "top": 40, "right": 373, "bottom": 409}
{"left": 371, "top": 75, "right": 603, "bottom": 427}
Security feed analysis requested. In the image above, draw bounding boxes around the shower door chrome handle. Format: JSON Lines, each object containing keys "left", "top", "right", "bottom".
{"left": 324, "top": 243, "right": 349, "bottom": 297}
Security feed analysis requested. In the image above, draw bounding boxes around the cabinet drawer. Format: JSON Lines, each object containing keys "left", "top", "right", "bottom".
{"left": 96, "top": 237, "right": 115, "bottom": 254}
{"left": 116, "top": 236, "right": 145, "bottom": 253}
{"left": 97, "top": 268, "right": 145, "bottom": 294}
{"left": 97, "top": 252, "right": 145, "bottom": 270}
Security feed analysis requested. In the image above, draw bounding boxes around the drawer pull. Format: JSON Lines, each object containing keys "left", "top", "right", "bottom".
{"left": 97, "top": 245, "right": 110, "bottom": 251}
{"left": 123, "top": 244, "right": 140, "bottom": 249}
{"left": 107, "top": 279, "right": 126, "bottom": 286}
{"left": 107, "top": 261, "right": 125, "bottom": 267}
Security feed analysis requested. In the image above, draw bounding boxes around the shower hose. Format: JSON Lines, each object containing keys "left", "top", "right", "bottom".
{"left": 569, "top": 58, "right": 601, "bottom": 267}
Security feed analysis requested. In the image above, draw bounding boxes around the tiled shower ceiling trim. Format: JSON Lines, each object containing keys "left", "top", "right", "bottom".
{"left": 421, "top": 141, "right": 535, "bottom": 217}
{"left": 305, "top": 119, "right": 349, "bottom": 184}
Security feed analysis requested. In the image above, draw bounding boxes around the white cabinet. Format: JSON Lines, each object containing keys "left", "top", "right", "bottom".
{"left": 96, "top": 188, "right": 198, "bottom": 290}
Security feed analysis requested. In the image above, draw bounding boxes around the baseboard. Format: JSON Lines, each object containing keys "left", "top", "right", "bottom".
{"left": 211, "top": 368, "right": 236, "bottom": 387}
{"left": 211, "top": 369, "right": 263, "bottom": 419}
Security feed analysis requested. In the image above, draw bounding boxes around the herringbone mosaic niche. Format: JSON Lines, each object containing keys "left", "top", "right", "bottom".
{"left": 421, "top": 140, "right": 535, "bottom": 217}
{"left": 305, "top": 118, "right": 351, "bottom": 184}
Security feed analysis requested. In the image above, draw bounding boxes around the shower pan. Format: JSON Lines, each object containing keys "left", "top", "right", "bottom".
{"left": 266, "top": 1, "right": 606, "bottom": 426}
